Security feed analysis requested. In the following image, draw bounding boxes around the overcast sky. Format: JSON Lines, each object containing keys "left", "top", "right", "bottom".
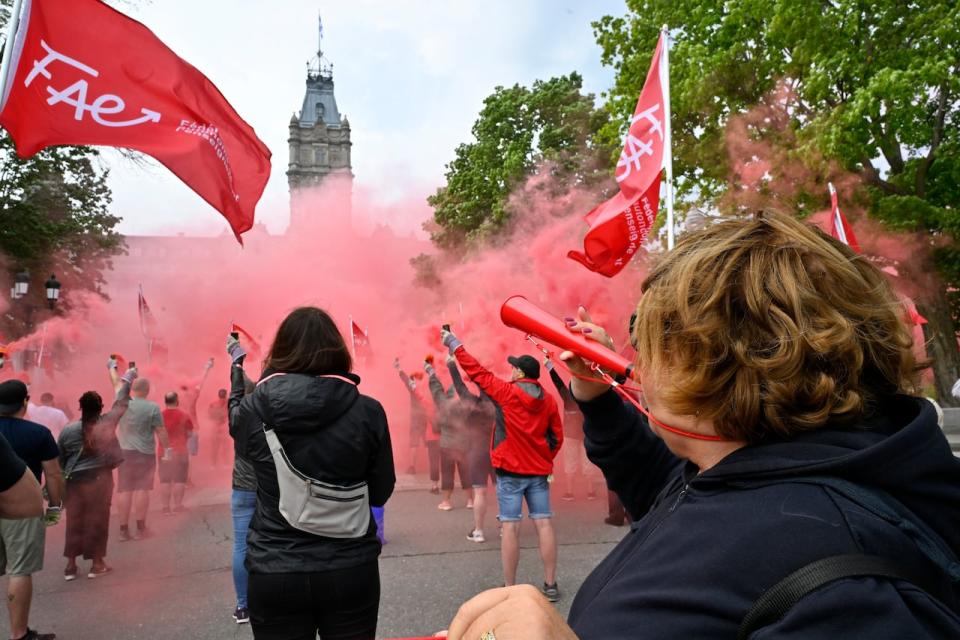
{"left": 100, "top": 0, "right": 624, "bottom": 236}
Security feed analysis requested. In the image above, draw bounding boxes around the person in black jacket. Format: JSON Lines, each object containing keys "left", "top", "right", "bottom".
{"left": 442, "top": 212, "right": 960, "bottom": 639}
{"left": 424, "top": 357, "right": 473, "bottom": 511}
{"left": 227, "top": 307, "right": 395, "bottom": 640}
{"left": 447, "top": 355, "right": 497, "bottom": 543}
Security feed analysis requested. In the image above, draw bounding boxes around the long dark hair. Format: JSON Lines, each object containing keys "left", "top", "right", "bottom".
{"left": 79, "top": 391, "right": 103, "bottom": 453}
{"left": 264, "top": 307, "right": 352, "bottom": 375}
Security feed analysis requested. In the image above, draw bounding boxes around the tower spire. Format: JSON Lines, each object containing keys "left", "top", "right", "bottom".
{"left": 317, "top": 12, "right": 323, "bottom": 60}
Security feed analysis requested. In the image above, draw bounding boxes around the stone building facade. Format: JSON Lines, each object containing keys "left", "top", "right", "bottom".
{"left": 286, "top": 17, "right": 353, "bottom": 228}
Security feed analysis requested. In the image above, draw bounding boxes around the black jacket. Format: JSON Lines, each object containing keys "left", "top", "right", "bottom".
{"left": 229, "top": 364, "right": 395, "bottom": 574}
{"left": 448, "top": 360, "right": 496, "bottom": 450}
{"left": 426, "top": 365, "right": 471, "bottom": 451}
{"left": 569, "top": 390, "right": 960, "bottom": 639}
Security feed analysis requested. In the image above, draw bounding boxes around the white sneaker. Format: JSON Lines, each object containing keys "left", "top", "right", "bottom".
{"left": 466, "top": 529, "right": 486, "bottom": 543}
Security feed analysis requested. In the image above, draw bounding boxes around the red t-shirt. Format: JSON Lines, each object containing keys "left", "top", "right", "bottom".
{"left": 160, "top": 408, "right": 194, "bottom": 456}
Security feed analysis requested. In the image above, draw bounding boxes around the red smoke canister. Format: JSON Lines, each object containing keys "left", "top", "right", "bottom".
{"left": 499, "top": 295, "right": 635, "bottom": 379}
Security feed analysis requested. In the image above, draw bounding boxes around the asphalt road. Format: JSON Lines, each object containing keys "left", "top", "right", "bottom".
{"left": 1, "top": 479, "right": 625, "bottom": 639}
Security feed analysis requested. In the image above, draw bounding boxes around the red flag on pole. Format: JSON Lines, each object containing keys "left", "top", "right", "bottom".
{"left": 828, "top": 183, "right": 862, "bottom": 254}
{"left": 351, "top": 321, "right": 371, "bottom": 359}
{"left": 231, "top": 323, "right": 262, "bottom": 358}
{"left": 0, "top": 0, "right": 272, "bottom": 241}
{"left": 568, "top": 32, "right": 668, "bottom": 277}
{"left": 137, "top": 285, "right": 158, "bottom": 340}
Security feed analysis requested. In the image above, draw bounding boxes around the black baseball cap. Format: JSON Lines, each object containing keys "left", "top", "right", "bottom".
{"left": 507, "top": 355, "right": 540, "bottom": 380}
{"left": 0, "top": 380, "right": 28, "bottom": 415}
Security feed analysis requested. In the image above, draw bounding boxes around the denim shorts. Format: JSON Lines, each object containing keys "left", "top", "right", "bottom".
{"left": 495, "top": 474, "right": 552, "bottom": 522}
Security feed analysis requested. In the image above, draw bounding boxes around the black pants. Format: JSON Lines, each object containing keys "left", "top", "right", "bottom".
{"left": 425, "top": 440, "right": 441, "bottom": 483}
{"left": 440, "top": 447, "right": 470, "bottom": 491}
{"left": 248, "top": 562, "right": 380, "bottom": 640}
{"left": 64, "top": 469, "right": 114, "bottom": 560}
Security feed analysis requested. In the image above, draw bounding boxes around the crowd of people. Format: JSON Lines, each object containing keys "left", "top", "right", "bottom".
{"left": 0, "top": 211, "right": 959, "bottom": 639}
{"left": 0, "top": 357, "right": 235, "bottom": 638}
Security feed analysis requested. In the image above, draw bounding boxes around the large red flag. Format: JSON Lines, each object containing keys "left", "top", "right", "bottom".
{"left": 0, "top": 0, "right": 272, "bottom": 241}
{"left": 568, "top": 32, "right": 667, "bottom": 277}
{"left": 828, "top": 183, "right": 862, "bottom": 254}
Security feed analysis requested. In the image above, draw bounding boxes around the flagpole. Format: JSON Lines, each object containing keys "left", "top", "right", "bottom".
{"left": 35, "top": 321, "right": 46, "bottom": 371}
{"left": 661, "top": 24, "right": 675, "bottom": 251}
{"left": 348, "top": 314, "right": 356, "bottom": 358}
{"left": 0, "top": 0, "right": 25, "bottom": 107}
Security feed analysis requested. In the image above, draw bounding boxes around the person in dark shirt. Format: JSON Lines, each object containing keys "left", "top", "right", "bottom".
{"left": 0, "top": 434, "right": 41, "bottom": 520}
{"left": 0, "top": 380, "right": 64, "bottom": 640}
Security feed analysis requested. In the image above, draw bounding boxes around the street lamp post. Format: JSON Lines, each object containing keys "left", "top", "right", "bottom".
{"left": 44, "top": 274, "right": 61, "bottom": 309}
{"left": 13, "top": 270, "right": 29, "bottom": 299}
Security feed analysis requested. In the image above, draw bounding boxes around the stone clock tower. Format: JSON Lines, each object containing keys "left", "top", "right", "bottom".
{"left": 287, "top": 15, "right": 353, "bottom": 229}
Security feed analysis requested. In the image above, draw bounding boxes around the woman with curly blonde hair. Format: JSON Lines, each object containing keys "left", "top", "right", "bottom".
{"left": 444, "top": 211, "right": 960, "bottom": 639}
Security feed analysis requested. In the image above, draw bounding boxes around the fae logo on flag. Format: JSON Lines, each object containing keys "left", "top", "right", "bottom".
{"left": 567, "top": 32, "right": 668, "bottom": 277}
{"left": 616, "top": 105, "right": 664, "bottom": 184}
{"left": 25, "top": 40, "right": 161, "bottom": 128}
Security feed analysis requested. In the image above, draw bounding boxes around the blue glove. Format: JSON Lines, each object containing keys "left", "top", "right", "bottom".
{"left": 120, "top": 367, "right": 138, "bottom": 385}
{"left": 107, "top": 356, "right": 118, "bottom": 370}
{"left": 544, "top": 358, "right": 555, "bottom": 372}
{"left": 424, "top": 362, "right": 436, "bottom": 377}
{"left": 227, "top": 335, "right": 246, "bottom": 363}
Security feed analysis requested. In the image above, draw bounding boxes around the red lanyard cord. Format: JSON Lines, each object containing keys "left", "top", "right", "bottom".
{"left": 524, "top": 335, "right": 727, "bottom": 443}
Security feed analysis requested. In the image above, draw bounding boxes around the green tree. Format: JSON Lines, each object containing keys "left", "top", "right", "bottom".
{"left": 427, "top": 73, "right": 614, "bottom": 249}
{"left": 595, "top": 0, "right": 960, "bottom": 402}
{"left": 0, "top": 132, "right": 122, "bottom": 333}
{"left": 0, "top": 0, "right": 126, "bottom": 339}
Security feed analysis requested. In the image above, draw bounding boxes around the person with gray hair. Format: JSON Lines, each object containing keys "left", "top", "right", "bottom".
{"left": 111, "top": 362, "right": 171, "bottom": 541}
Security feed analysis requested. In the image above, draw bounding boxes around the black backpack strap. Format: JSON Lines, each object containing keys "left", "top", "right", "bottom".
{"left": 738, "top": 553, "right": 953, "bottom": 639}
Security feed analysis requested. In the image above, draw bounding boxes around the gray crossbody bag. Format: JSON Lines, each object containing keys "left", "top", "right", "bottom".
{"left": 258, "top": 373, "right": 370, "bottom": 539}
{"left": 262, "top": 425, "right": 371, "bottom": 538}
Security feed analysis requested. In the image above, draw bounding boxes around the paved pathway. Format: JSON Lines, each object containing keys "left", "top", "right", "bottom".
{"left": 1, "top": 477, "right": 625, "bottom": 639}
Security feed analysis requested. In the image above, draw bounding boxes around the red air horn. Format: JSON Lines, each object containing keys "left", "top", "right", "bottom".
{"left": 499, "top": 295, "right": 635, "bottom": 379}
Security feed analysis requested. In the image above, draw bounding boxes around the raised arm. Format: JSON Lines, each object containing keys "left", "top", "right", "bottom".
{"left": 394, "top": 359, "right": 418, "bottom": 399}
{"left": 447, "top": 355, "right": 480, "bottom": 403}
{"left": 545, "top": 360, "right": 575, "bottom": 409}
{"left": 425, "top": 360, "right": 450, "bottom": 409}
{"left": 100, "top": 367, "right": 135, "bottom": 431}
{"left": 580, "top": 389, "right": 683, "bottom": 520}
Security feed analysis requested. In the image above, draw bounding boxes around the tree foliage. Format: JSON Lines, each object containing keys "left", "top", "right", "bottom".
{"left": 594, "top": 0, "right": 960, "bottom": 401}
{"left": 0, "top": 0, "right": 125, "bottom": 335}
{"left": 427, "top": 73, "right": 614, "bottom": 249}
{"left": 0, "top": 132, "right": 122, "bottom": 307}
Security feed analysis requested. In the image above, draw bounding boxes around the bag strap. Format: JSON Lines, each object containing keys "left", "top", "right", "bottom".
{"left": 64, "top": 442, "right": 85, "bottom": 479}
{"left": 737, "top": 553, "right": 953, "bottom": 639}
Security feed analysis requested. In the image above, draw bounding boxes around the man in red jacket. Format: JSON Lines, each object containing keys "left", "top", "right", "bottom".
{"left": 442, "top": 328, "right": 564, "bottom": 601}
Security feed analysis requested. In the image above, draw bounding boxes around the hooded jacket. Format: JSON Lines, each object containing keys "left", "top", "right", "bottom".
{"left": 229, "top": 364, "right": 395, "bottom": 574}
{"left": 568, "top": 390, "right": 960, "bottom": 639}
{"left": 448, "top": 359, "right": 497, "bottom": 451}
{"left": 452, "top": 345, "right": 562, "bottom": 476}
{"left": 426, "top": 366, "right": 472, "bottom": 452}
